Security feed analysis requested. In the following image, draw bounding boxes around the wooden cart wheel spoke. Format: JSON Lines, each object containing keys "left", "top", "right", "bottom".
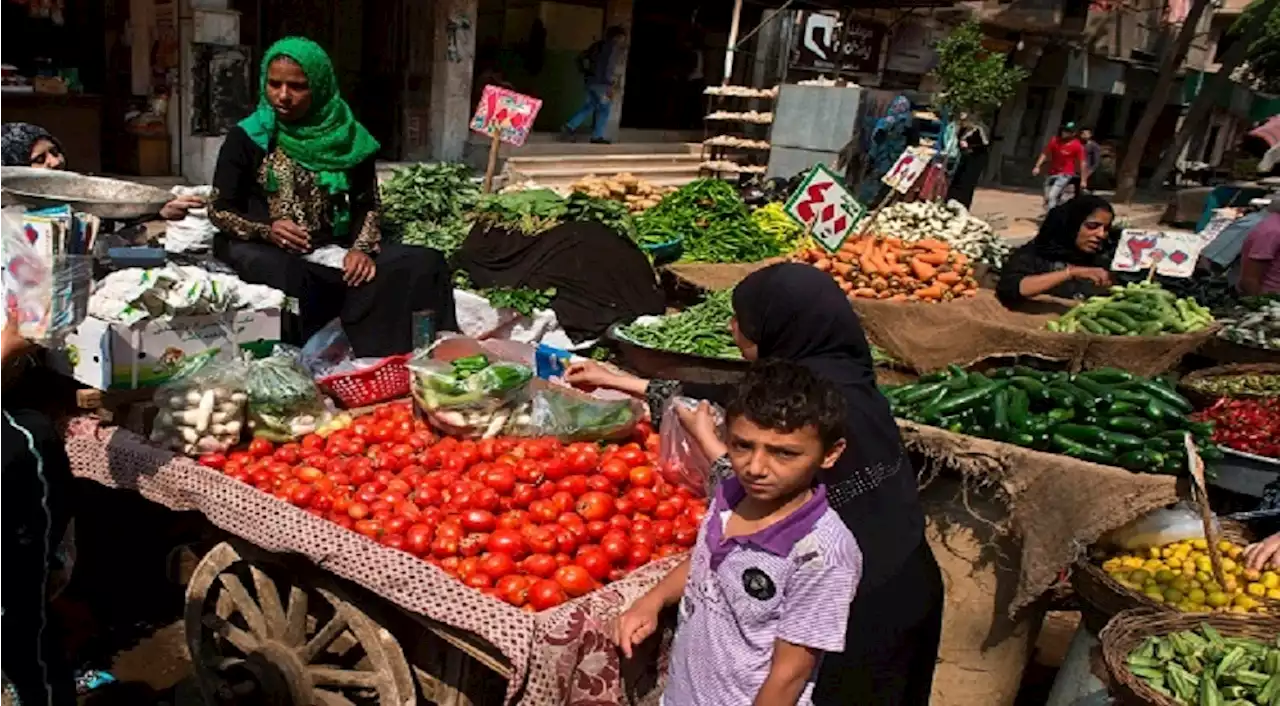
{"left": 300, "top": 612, "right": 349, "bottom": 664}
{"left": 308, "top": 666, "right": 382, "bottom": 688}
{"left": 283, "top": 585, "right": 308, "bottom": 647}
{"left": 217, "top": 573, "right": 270, "bottom": 639}
{"left": 250, "top": 565, "right": 288, "bottom": 639}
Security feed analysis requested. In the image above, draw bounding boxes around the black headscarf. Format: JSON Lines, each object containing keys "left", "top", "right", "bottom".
{"left": 1028, "top": 194, "right": 1115, "bottom": 265}
{"left": 732, "top": 263, "right": 926, "bottom": 589}
{"left": 1, "top": 123, "right": 60, "bottom": 167}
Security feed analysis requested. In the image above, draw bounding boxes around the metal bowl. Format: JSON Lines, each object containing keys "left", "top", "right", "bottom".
{"left": 1, "top": 167, "right": 171, "bottom": 220}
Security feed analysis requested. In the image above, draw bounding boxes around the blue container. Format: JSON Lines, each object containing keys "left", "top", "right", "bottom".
{"left": 640, "top": 237, "right": 684, "bottom": 265}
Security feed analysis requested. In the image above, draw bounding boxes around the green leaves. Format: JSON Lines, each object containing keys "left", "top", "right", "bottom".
{"left": 928, "top": 20, "right": 1028, "bottom": 117}
{"left": 1235, "top": 0, "right": 1280, "bottom": 93}
{"left": 379, "top": 163, "right": 481, "bottom": 255}
{"left": 452, "top": 270, "right": 556, "bottom": 318}
{"left": 633, "top": 179, "right": 778, "bottom": 263}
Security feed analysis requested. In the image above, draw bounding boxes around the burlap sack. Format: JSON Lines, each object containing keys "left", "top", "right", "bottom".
{"left": 899, "top": 420, "right": 1179, "bottom": 615}
{"left": 855, "top": 289, "right": 1219, "bottom": 376}
{"left": 660, "top": 259, "right": 780, "bottom": 292}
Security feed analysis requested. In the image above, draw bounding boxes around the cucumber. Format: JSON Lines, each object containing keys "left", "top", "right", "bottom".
{"left": 1008, "top": 388, "right": 1031, "bottom": 430}
{"left": 1051, "top": 434, "right": 1115, "bottom": 464}
{"left": 1079, "top": 317, "right": 1109, "bottom": 335}
{"left": 1097, "top": 308, "right": 1140, "bottom": 331}
{"left": 1147, "top": 399, "right": 1188, "bottom": 427}
{"left": 1138, "top": 320, "right": 1165, "bottom": 336}
{"left": 1071, "top": 375, "right": 1115, "bottom": 404}
{"left": 1197, "top": 445, "right": 1224, "bottom": 462}
{"left": 1116, "top": 449, "right": 1157, "bottom": 471}
{"left": 967, "top": 372, "right": 995, "bottom": 390}
{"left": 1054, "top": 424, "right": 1110, "bottom": 445}
{"left": 1107, "top": 401, "right": 1141, "bottom": 416}
{"left": 1134, "top": 380, "right": 1193, "bottom": 413}
{"left": 899, "top": 382, "right": 948, "bottom": 405}
{"left": 1047, "top": 407, "right": 1076, "bottom": 423}
{"left": 1010, "top": 365, "right": 1051, "bottom": 380}
{"left": 1105, "top": 416, "right": 1157, "bottom": 435}
{"left": 1112, "top": 388, "right": 1153, "bottom": 405}
{"left": 1187, "top": 421, "right": 1215, "bottom": 438}
{"left": 933, "top": 386, "right": 999, "bottom": 416}
{"left": 1053, "top": 382, "right": 1097, "bottom": 411}
{"left": 917, "top": 370, "right": 950, "bottom": 383}
{"left": 1081, "top": 368, "right": 1135, "bottom": 385}
{"left": 1096, "top": 317, "right": 1129, "bottom": 335}
{"left": 1010, "top": 432, "right": 1036, "bottom": 447}
{"left": 1009, "top": 376, "right": 1047, "bottom": 397}
{"left": 1099, "top": 430, "right": 1146, "bottom": 450}
{"left": 945, "top": 364, "right": 967, "bottom": 379}
{"left": 1045, "top": 386, "right": 1077, "bottom": 409}
{"left": 991, "top": 389, "right": 1010, "bottom": 439}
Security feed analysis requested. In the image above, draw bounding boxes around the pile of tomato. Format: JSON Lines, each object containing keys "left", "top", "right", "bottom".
{"left": 197, "top": 402, "right": 707, "bottom": 611}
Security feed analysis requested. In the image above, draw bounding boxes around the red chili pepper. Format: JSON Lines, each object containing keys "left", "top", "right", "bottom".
{"left": 1192, "top": 397, "right": 1280, "bottom": 458}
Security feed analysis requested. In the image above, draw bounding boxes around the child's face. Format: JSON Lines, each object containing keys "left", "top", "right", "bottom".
{"left": 725, "top": 416, "right": 845, "bottom": 502}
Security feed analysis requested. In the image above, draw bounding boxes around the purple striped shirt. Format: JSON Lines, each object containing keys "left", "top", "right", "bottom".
{"left": 662, "top": 477, "right": 862, "bottom": 706}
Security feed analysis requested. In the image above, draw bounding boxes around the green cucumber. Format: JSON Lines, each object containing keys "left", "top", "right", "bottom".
{"left": 899, "top": 382, "right": 948, "bottom": 405}
{"left": 1010, "top": 432, "right": 1036, "bottom": 447}
{"left": 1079, "top": 317, "right": 1109, "bottom": 335}
{"left": 1053, "top": 382, "right": 1097, "bottom": 411}
{"left": 1045, "top": 387, "right": 1077, "bottom": 409}
{"left": 946, "top": 364, "right": 967, "bottom": 379}
{"left": 1051, "top": 434, "right": 1115, "bottom": 464}
{"left": 1197, "top": 445, "right": 1224, "bottom": 462}
{"left": 991, "top": 389, "right": 1010, "bottom": 439}
{"left": 1112, "top": 388, "right": 1153, "bottom": 406}
{"left": 1081, "top": 368, "right": 1135, "bottom": 384}
{"left": 1009, "top": 376, "right": 1047, "bottom": 397}
{"left": 967, "top": 372, "right": 995, "bottom": 390}
{"left": 1107, "top": 401, "right": 1141, "bottom": 416}
{"left": 917, "top": 370, "right": 950, "bottom": 383}
{"left": 1134, "top": 380, "right": 1193, "bottom": 413}
{"left": 1097, "top": 308, "right": 1140, "bottom": 331}
{"left": 1054, "top": 424, "right": 1110, "bottom": 445}
{"left": 1187, "top": 421, "right": 1215, "bottom": 438}
{"left": 1116, "top": 449, "right": 1156, "bottom": 471}
{"left": 1099, "top": 430, "right": 1146, "bottom": 450}
{"left": 933, "top": 386, "right": 999, "bottom": 416}
{"left": 1046, "top": 408, "right": 1076, "bottom": 424}
{"left": 1010, "top": 365, "right": 1051, "bottom": 381}
{"left": 1072, "top": 375, "right": 1115, "bottom": 404}
{"left": 1096, "top": 317, "right": 1129, "bottom": 335}
{"left": 1008, "top": 388, "right": 1031, "bottom": 430}
{"left": 1105, "top": 416, "right": 1157, "bottom": 435}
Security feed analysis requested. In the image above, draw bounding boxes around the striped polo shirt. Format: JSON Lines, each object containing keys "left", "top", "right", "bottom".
{"left": 662, "top": 476, "right": 862, "bottom": 706}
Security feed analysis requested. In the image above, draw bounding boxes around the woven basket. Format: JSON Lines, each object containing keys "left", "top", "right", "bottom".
{"left": 1178, "top": 362, "right": 1280, "bottom": 409}
{"left": 1099, "top": 608, "right": 1280, "bottom": 706}
{"left": 1071, "top": 520, "right": 1267, "bottom": 633}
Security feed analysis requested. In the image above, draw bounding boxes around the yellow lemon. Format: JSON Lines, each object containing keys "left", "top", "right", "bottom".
{"left": 1155, "top": 570, "right": 1176, "bottom": 584}
{"left": 1267, "top": 588, "right": 1280, "bottom": 601}
{"left": 1247, "top": 583, "right": 1267, "bottom": 598}
{"left": 1130, "top": 569, "right": 1151, "bottom": 584}
{"left": 1166, "top": 558, "right": 1183, "bottom": 570}
{"left": 1262, "top": 571, "right": 1279, "bottom": 589}
{"left": 1221, "top": 558, "right": 1238, "bottom": 573}
{"left": 1187, "top": 588, "right": 1206, "bottom": 605}
{"left": 1164, "top": 588, "right": 1184, "bottom": 604}
{"left": 1193, "top": 539, "right": 1208, "bottom": 550}
{"left": 1206, "top": 591, "right": 1230, "bottom": 607}
{"left": 1232, "top": 594, "right": 1255, "bottom": 609}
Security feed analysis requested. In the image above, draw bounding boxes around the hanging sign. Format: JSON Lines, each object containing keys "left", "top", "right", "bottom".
{"left": 882, "top": 146, "right": 935, "bottom": 194}
{"left": 784, "top": 164, "right": 866, "bottom": 253}
{"left": 1109, "top": 229, "right": 1204, "bottom": 278}
{"left": 791, "top": 11, "right": 886, "bottom": 75}
{"left": 470, "top": 85, "right": 543, "bottom": 147}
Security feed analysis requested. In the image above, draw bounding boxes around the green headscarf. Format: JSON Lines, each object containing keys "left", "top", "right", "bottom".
{"left": 238, "top": 37, "right": 380, "bottom": 237}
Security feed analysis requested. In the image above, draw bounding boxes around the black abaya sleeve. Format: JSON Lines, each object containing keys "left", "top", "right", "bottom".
{"left": 995, "top": 243, "right": 1047, "bottom": 306}
{"left": 347, "top": 155, "right": 382, "bottom": 254}
{"left": 209, "top": 127, "right": 272, "bottom": 241}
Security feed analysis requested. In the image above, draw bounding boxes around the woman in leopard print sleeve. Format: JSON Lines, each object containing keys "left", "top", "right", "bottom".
{"left": 210, "top": 37, "right": 455, "bottom": 356}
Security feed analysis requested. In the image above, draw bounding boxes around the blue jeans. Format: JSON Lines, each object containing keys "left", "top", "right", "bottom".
{"left": 564, "top": 84, "right": 611, "bottom": 140}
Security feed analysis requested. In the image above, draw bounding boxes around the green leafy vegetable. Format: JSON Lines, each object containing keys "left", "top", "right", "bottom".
{"left": 634, "top": 179, "right": 778, "bottom": 262}
{"left": 563, "top": 192, "right": 636, "bottom": 240}
{"left": 454, "top": 270, "right": 556, "bottom": 318}
{"left": 617, "top": 289, "right": 741, "bottom": 359}
{"left": 473, "top": 189, "right": 567, "bottom": 235}
{"left": 379, "top": 163, "right": 480, "bottom": 255}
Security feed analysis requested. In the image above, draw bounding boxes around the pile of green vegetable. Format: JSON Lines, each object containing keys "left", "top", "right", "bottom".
{"left": 882, "top": 365, "right": 1219, "bottom": 474}
{"left": 1216, "top": 295, "right": 1280, "bottom": 351}
{"left": 453, "top": 270, "right": 556, "bottom": 318}
{"left": 379, "top": 163, "right": 480, "bottom": 254}
{"left": 750, "top": 202, "right": 804, "bottom": 255}
{"left": 634, "top": 179, "right": 779, "bottom": 262}
{"left": 1125, "top": 624, "right": 1279, "bottom": 705}
{"left": 1184, "top": 372, "right": 1280, "bottom": 399}
{"left": 473, "top": 189, "right": 567, "bottom": 236}
{"left": 1047, "top": 282, "right": 1216, "bottom": 336}
{"left": 564, "top": 192, "right": 635, "bottom": 240}
{"left": 616, "top": 289, "right": 740, "bottom": 359}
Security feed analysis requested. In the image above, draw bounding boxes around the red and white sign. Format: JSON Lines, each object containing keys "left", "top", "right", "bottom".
{"left": 882, "top": 146, "right": 935, "bottom": 194}
{"left": 784, "top": 164, "right": 866, "bottom": 253}
{"left": 470, "top": 85, "right": 543, "bottom": 147}
{"left": 1109, "top": 229, "right": 1204, "bottom": 278}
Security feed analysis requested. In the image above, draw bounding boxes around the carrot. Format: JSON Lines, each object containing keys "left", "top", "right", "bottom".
{"left": 882, "top": 237, "right": 904, "bottom": 249}
{"left": 936, "top": 271, "right": 962, "bottom": 285}
{"left": 951, "top": 253, "right": 969, "bottom": 269}
{"left": 832, "top": 262, "right": 854, "bottom": 278}
{"left": 916, "top": 283, "right": 946, "bottom": 300}
{"left": 914, "top": 250, "right": 948, "bottom": 266}
{"left": 952, "top": 282, "right": 968, "bottom": 293}
{"left": 851, "top": 287, "right": 878, "bottom": 298}
{"left": 815, "top": 258, "right": 832, "bottom": 272}
{"left": 835, "top": 250, "right": 856, "bottom": 264}
{"left": 909, "top": 258, "right": 937, "bottom": 281}
{"left": 915, "top": 238, "right": 949, "bottom": 251}
{"left": 859, "top": 254, "right": 880, "bottom": 275}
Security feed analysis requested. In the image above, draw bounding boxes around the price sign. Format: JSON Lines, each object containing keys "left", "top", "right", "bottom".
{"left": 784, "top": 164, "right": 866, "bottom": 253}
{"left": 881, "top": 146, "right": 935, "bottom": 194}
{"left": 470, "top": 85, "right": 543, "bottom": 147}
{"left": 1109, "top": 229, "right": 1204, "bottom": 278}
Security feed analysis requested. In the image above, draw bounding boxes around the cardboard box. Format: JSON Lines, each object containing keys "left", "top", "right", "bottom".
{"left": 53, "top": 309, "right": 281, "bottom": 390}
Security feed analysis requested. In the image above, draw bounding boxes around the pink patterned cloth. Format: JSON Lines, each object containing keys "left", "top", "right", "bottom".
{"left": 62, "top": 416, "right": 678, "bottom": 705}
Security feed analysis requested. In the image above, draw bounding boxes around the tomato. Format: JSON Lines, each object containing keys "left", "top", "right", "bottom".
{"left": 347, "top": 502, "right": 370, "bottom": 520}
{"left": 528, "top": 500, "right": 558, "bottom": 524}
{"left": 598, "top": 458, "right": 630, "bottom": 486}
{"left": 405, "top": 524, "right": 434, "bottom": 556}
{"left": 616, "top": 446, "right": 647, "bottom": 467}
{"left": 554, "top": 527, "right": 579, "bottom": 555}
{"left": 435, "top": 522, "right": 464, "bottom": 541}
{"left": 628, "top": 488, "right": 658, "bottom": 513}
{"left": 629, "top": 465, "right": 656, "bottom": 488}
{"left": 487, "top": 529, "right": 527, "bottom": 558}
{"left": 585, "top": 520, "right": 610, "bottom": 541}
{"left": 198, "top": 453, "right": 227, "bottom": 470}
{"left": 511, "top": 484, "right": 537, "bottom": 509}
{"left": 550, "top": 490, "right": 577, "bottom": 514}
{"left": 460, "top": 509, "right": 496, "bottom": 533}
{"left": 384, "top": 516, "right": 410, "bottom": 537}
{"left": 463, "top": 572, "right": 493, "bottom": 590}
{"left": 652, "top": 520, "right": 674, "bottom": 545}
{"left": 483, "top": 467, "right": 516, "bottom": 495}
{"left": 381, "top": 534, "right": 406, "bottom": 551}
{"left": 553, "top": 565, "right": 595, "bottom": 597}
{"left": 301, "top": 433, "right": 325, "bottom": 451}
{"left": 413, "top": 485, "right": 442, "bottom": 509}
{"left": 574, "top": 549, "right": 611, "bottom": 582}
{"left": 496, "top": 510, "right": 528, "bottom": 531}
{"left": 565, "top": 449, "right": 599, "bottom": 476}
{"left": 248, "top": 438, "right": 275, "bottom": 458}
{"left": 654, "top": 501, "right": 679, "bottom": 521}
{"left": 627, "top": 544, "right": 652, "bottom": 568}
{"left": 273, "top": 445, "right": 301, "bottom": 465}
{"left": 522, "top": 553, "right": 558, "bottom": 579}
{"left": 526, "top": 527, "right": 557, "bottom": 555}
{"left": 431, "top": 537, "right": 459, "bottom": 559}
{"left": 479, "top": 551, "right": 517, "bottom": 579}
{"left": 496, "top": 575, "right": 530, "bottom": 607}
{"left": 657, "top": 544, "right": 684, "bottom": 558}
{"left": 354, "top": 519, "right": 383, "bottom": 539}
{"left": 614, "top": 498, "right": 636, "bottom": 517}
{"left": 673, "top": 525, "right": 698, "bottom": 547}
{"left": 601, "top": 535, "right": 630, "bottom": 565}
{"left": 575, "top": 491, "right": 614, "bottom": 522}
{"left": 527, "top": 579, "right": 567, "bottom": 611}
{"left": 472, "top": 487, "right": 501, "bottom": 512}
{"left": 288, "top": 484, "right": 315, "bottom": 507}
{"left": 584, "top": 474, "right": 614, "bottom": 494}
{"left": 539, "top": 457, "right": 568, "bottom": 482}
{"left": 459, "top": 533, "right": 488, "bottom": 558}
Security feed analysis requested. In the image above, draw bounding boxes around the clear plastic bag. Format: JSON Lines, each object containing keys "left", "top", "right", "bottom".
{"left": 150, "top": 355, "right": 249, "bottom": 455}
{"left": 2, "top": 207, "right": 92, "bottom": 344}
{"left": 246, "top": 345, "right": 332, "bottom": 442}
{"left": 408, "top": 351, "right": 533, "bottom": 413}
{"left": 530, "top": 386, "right": 641, "bottom": 442}
{"left": 657, "top": 396, "right": 725, "bottom": 497}
{"left": 1104, "top": 503, "right": 1221, "bottom": 550}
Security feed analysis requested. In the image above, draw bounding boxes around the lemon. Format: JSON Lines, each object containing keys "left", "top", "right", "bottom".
{"left": 1155, "top": 569, "right": 1176, "bottom": 583}
{"left": 1207, "top": 591, "right": 1230, "bottom": 607}
{"left": 1196, "top": 557, "right": 1213, "bottom": 572}
{"left": 1233, "top": 594, "right": 1255, "bottom": 609}
{"left": 1129, "top": 569, "right": 1151, "bottom": 584}
{"left": 1196, "top": 571, "right": 1212, "bottom": 584}
{"left": 1193, "top": 539, "right": 1208, "bottom": 550}
{"left": 1262, "top": 571, "right": 1279, "bottom": 589}
{"left": 1247, "top": 582, "right": 1267, "bottom": 598}
{"left": 1166, "top": 558, "right": 1183, "bottom": 570}
{"left": 1221, "top": 558, "right": 1238, "bottom": 573}
{"left": 1163, "top": 588, "right": 1184, "bottom": 603}
{"left": 1267, "top": 588, "right": 1280, "bottom": 600}
{"left": 1187, "top": 588, "right": 1207, "bottom": 605}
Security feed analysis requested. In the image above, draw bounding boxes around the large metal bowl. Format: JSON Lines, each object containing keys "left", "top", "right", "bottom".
{"left": 1, "top": 167, "right": 171, "bottom": 220}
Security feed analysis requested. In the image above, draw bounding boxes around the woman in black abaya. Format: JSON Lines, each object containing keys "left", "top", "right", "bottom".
{"left": 566, "top": 262, "right": 943, "bottom": 705}
{"left": 996, "top": 194, "right": 1116, "bottom": 307}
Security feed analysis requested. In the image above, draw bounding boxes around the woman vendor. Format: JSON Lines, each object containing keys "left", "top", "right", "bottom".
{"left": 858, "top": 95, "right": 918, "bottom": 205}
{"left": 566, "top": 263, "right": 943, "bottom": 705}
{"left": 997, "top": 194, "right": 1116, "bottom": 306}
{"left": 1, "top": 122, "right": 203, "bottom": 220}
{"left": 209, "top": 37, "right": 455, "bottom": 356}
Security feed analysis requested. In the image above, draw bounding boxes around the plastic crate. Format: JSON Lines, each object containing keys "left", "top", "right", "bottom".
{"left": 317, "top": 354, "right": 411, "bottom": 408}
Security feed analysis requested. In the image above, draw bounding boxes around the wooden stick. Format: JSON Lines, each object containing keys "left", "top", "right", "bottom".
{"left": 858, "top": 189, "right": 897, "bottom": 237}
{"left": 482, "top": 131, "right": 501, "bottom": 194}
{"left": 1186, "top": 434, "right": 1229, "bottom": 588}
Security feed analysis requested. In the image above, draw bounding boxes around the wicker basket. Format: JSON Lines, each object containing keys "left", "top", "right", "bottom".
{"left": 1099, "top": 608, "right": 1280, "bottom": 706}
{"left": 1071, "top": 520, "right": 1265, "bottom": 633}
{"left": 1177, "top": 362, "right": 1280, "bottom": 409}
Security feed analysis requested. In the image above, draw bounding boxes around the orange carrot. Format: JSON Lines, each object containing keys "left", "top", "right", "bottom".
{"left": 909, "top": 258, "right": 937, "bottom": 281}
{"left": 851, "top": 287, "right": 877, "bottom": 298}
{"left": 859, "top": 254, "right": 879, "bottom": 275}
{"left": 914, "top": 250, "right": 948, "bottom": 266}
{"left": 951, "top": 253, "right": 969, "bottom": 268}
{"left": 952, "top": 282, "right": 968, "bottom": 293}
{"left": 815, "top": 258, "right": 832, "bottom": 272}
{"left": 936, "top": 271, "right": 962, "bottom": 285}
{"left": 833, "top": 262, "right": 854, "bottom": 278}
{"left": 916, "top": 238, "right": 949, "bottom": 251}
{"left": 916, "top": 283, "right": 946, "bottom": 300}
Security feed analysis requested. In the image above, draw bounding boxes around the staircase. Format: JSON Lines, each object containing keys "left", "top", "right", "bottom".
{"left": 502, "top": 140, "right": 704, "bottom": 190}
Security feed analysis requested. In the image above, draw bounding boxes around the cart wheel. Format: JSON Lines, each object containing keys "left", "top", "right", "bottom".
{"left": 184, "top": 542, "right": 415, "bottom": 706}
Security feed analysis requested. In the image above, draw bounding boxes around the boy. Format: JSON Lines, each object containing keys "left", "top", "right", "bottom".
{"left": 614, "top": 360, "right": 862, "bottom": 706}
{"left": 1033, "top": 121, "right": 1087, "bottom": 211}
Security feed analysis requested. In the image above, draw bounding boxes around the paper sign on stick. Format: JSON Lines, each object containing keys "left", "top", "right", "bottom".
{"left": 1110, "top": 229, "right": 1204, "bottom": 278}
{"left": 784, "top": 164, "right": 866, "bottom": 253}
{"left": 882, "top": 146, "right": 935, "bottom": 194}
{"left": 470, "top": 85, "right": 543, "bottom": 147}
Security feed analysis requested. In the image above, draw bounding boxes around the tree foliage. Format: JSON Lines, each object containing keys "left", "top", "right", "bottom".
{"left": 1235, "top": 0, "right": 1280, "bottom": 93}
{"left": 928, "top": 20, "right": 1028, "bottom": 118}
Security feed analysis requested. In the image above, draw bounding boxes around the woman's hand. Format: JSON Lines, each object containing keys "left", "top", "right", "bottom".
{"left": 159, "top": 195, "right": 206, "bottom": 220}
{"left": 268, "top": 219, "right": 312, "bottom": 253}
{"left": 343, "top": 250, "right": 377, "bottom": 287}
{"left": 564, "top": 360, "right": 649, "bottom": 396}
{"left": 1067, "top": 266, "right": 1112, "bottom": 287}
{"left": 613, "top": 594, "right": 661, "bottom": 659}
{"left": 676, "top": 400, "right": 726, "bottom": 459}
{"left": 1244, "top": 533, "right": 1280, "bottom": 571}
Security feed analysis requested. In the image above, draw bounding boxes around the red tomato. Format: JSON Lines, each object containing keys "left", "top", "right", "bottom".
{"left": 627, "top": 543, "right": 652, "bottom": 568}
{"left": 585, "top": 474, "right": 614, "bottom": 494}
{"left": 435, "top": 522, "right": 464, "bottom": 541}
{"left": 601, "top": 535, "right": 630, "bottom": 565}
{"left": 616, "top": 446, "right": 647, "bottom": 467}
{"left": 483, "top": 467, "right": 516, "bottom": 495}
{"left": 248, "top": 438, "right": 275, "bottom": 458}
{"left": 496, "top": 575, "right": 530, "bottom": 607}
{"left": 288, "top": 484, "right": 315, "bottom": 507}
{"left": 463, "top": 572, "right": 493, "bottom": 590}
{"left": 565, "top": 449, "right": 599, "bottom": 476}
{"left": 273, "top": 445, "right": 301, "bottom": 464}
{"left": 292, "top": 466, "right": 322, "bottom": 483}
{"left": 301, "top": 434, "right": 325, "bottom": 451}
{"left": 585, "top": 520, "right": 610, "bottom": 541}
{"left": 347, "top": 502, "right": 370, "bottom": 520}
{"left": 554, "top": 527, "right": 579, "bottom": 555}
{"left": 550, "top": 490, "right": 577, "bottom": 514}
{"left": 405, "top": 524, "right": 434, "bottom": 556}
{"left": 460, "top": 509, "right": 496, "bottom": 533}
{"left": 652, "top": 520, "right": 674, "bottom": 545}
{"left": 575, "top": 491, "right": 614, "bottom": 522}
{"left": 198, "top": 453, "right": 227, "bottom": 470}
{"left": 487, "top": 529, "right": 527, "bottom": 558}
{"left": 629, "top": 465, "right": 656, "bottom": 488}
{"left": 384, "top": 516, "right": 411, "bottom": 537}
{"left": 599, "top": 458, "right": 630, "bottom": 486}
{"left": 654, "top": 501, "right": 679, "bottom": 520}
{"left": 539, "top": 457, "right": 568, "bottom": 482}
{"left": 628, "top": 488, "right": 658, "bottom": 513}
{"left": 496, "top": 510, "right": 529, "bottom": 531}
{"left": 526, "top": 527, "right": 557, "bottom": 555}
{"left": 354, "top": 519, "right": 383, "bottom": 539}
{"left": 553, "top": 565, "right": 595, "bottom": 597}
{"left": 511, "top": 484, "right": 537, "bottom": 509}
{"left": 472, "top": 487, "right": 501, "bottom": 512}
{"left": 614, "top": 497, "right": 636, "bottom": 517}
{"left": 459, "top": 533, "right": 488, "bottom": 558}
{"left": 522, "top": 553, "right": 558, "bottom": 578}
{"left": 529, "top": 500, "right": 558, "bottom": 524}
{"left": 381, "top": 534, "right": 406, "bottom": 551}
{"left": 673, "top": 525, "right": 698, "bottom": 547}
{"left": 527, "top": 579, "right": 567, "bottom": 611}
{"left": 431, "top": 537, "right": 459, "bottom": 558}
{"left": 574, "top": 549, "right": 611, "bottom": 582}
{"left": 479, "top": 552, "right": 517, "bottom": 579}
{"left": 657, "top": 544, "right": 684, "bottom": 558}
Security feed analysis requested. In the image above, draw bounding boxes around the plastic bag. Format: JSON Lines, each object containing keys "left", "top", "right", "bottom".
{"left": 657, "top": 396, "right": 725, "bottom": 497}
{"left": 2, "top": 207, "right": 92, "bottom": 344}
{"left": 246, "top": 345, "right": 332, "bottom": 442}
{"left": 163, "top": 185, "right": 217, "bottom": 254}
{"left": 150, "top": 354, "right": 249, "bottom": 455}
{"left": 409, "top": 351, "right": 533, "bottom": 413}
{"left": 530, "top": 386, "right": 641, "bottom": 442}
{"left": 1104, "top": 503, "right": 1221, "bottom": 550}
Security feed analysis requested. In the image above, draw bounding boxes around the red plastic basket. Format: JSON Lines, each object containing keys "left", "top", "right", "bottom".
{"left": 317, "top": 354, "right": 411, "bottom": 408}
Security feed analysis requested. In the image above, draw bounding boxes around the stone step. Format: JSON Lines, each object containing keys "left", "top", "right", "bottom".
{"left": 505, "top": 159, "right": 704, "bottom": 189}
{"left": 505, "top": 151, "right": 702, "bottom": 175}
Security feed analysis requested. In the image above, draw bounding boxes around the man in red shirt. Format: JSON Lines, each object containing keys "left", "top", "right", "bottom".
{"left": 1033, "top": 122, "right": 1087, "bottom": 211}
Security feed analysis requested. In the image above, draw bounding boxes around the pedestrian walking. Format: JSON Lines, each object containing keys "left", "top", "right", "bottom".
{"left": 562, "top": 27, "right": 625, "bottom": 144}
{"left": 1033, "top": 122, "right": 1087, "bottom": 212}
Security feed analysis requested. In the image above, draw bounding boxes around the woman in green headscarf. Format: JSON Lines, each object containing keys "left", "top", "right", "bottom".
{"left": 210, "top": 37, "right": 456, "bottom": 356}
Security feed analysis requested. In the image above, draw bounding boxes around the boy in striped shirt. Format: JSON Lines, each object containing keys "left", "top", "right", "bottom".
{"left": 614, "top": 360, "right": 862, "bottom": 706}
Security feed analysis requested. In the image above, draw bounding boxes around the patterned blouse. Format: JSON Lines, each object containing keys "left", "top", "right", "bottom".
{"left": 209, "top": 126, "right": 382, "bottom": 253}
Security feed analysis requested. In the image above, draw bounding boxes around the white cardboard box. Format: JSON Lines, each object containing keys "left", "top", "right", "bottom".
{"left": 53, "top": 308, "right": 281, "bottom": 390}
